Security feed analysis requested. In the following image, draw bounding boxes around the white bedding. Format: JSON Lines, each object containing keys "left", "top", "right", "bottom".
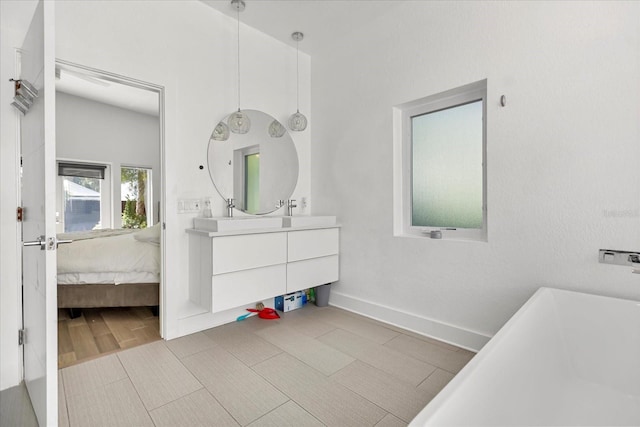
{"left": 57, "top": 228, "right": 137, "bottom": 242}
{"left": 57, "top": 229, "right": 160, "bottom": 285}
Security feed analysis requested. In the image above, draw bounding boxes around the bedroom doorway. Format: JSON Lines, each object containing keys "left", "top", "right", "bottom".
{"left": 55, "top": 60, "right": 165, "bottom": 368}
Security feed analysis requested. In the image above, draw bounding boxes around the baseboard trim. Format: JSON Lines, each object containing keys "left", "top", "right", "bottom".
{"left": 329, "top": 291, "right": 491, "bottom": 352}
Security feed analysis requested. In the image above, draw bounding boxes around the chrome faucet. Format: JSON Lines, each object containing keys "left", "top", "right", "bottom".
{"left": 226, "top": 198, "right": 235, "bottom": 217}
{"left": 286, "top": 199, "right": 297, "bottom": 216}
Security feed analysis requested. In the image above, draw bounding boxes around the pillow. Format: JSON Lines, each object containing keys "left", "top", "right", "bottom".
{"left": 134, "top": 223, "right": 161, "bottom": 244}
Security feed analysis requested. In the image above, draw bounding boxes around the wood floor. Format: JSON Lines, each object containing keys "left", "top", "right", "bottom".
{"left": 58, "top": 306, "right": 160, "bottom": 369}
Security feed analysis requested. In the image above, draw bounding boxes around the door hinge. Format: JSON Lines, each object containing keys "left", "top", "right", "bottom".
{"left": 17, "top": 206, "right": 23, "bottom": 222}
{"left": 18, "top": 329, "right": 24, "bottom": 346}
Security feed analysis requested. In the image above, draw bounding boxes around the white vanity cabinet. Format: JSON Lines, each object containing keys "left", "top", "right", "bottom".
{"left": 187, "top": 226, "right": 339, "bottom": 313}
{"left": 287, "top": 228, "right": 339, "bottom": 293}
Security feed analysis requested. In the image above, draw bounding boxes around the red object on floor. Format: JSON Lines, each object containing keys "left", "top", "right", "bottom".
{"left": 246, "top": 307, "right": 280, "bottom": 319}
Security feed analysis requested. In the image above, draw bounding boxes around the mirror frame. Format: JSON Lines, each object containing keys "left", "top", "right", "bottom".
{"left": 207, "top": 109, "right": 299, "bottom": 215}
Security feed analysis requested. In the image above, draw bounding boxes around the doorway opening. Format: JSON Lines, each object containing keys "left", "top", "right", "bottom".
{"left": 55, "top": 60, "right": 165, "bottom": 368}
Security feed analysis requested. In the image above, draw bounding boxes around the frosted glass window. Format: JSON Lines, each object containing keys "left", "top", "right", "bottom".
{"left": 412, "top": 100, "right": 483, "bottom": 228}
{"left": 393, "top": 79, "right": 486, "bottom": 241}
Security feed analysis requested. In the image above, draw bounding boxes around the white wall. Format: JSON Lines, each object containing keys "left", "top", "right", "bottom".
{"left": 0, "top": 0, "right": 309, "bottom": 389}
{"left": 54, "top": 1, "right": 311, "bottom": 338}
{"left": 0, "top": 0, "right": 39, "bottom": 391}
{"left": 56, "top": 92, "right": 160, "bottom": 227}
{"left": 312, "top": 1, "right": 640, "bottom": 350}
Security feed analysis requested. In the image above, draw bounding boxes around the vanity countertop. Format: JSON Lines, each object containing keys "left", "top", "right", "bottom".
{"left": 186, "top": 223, "right": 341, "bottom": 238}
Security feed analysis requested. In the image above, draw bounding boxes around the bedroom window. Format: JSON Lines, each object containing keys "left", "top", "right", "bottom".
{"left": 393, "top": 80, "right": 487, "bottom": 241}
{"left": 57, "top": 161, "right": 112, "bottom": 232}
{"left": 121, "top": 166, "right": 152, "bottom": 229}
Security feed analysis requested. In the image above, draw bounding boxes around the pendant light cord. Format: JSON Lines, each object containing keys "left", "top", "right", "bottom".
{"left": 237, "top": 5, "right": 241, "bottom": 112}
{"left": 296, "top": 38, "right": 300, "bottom": 113}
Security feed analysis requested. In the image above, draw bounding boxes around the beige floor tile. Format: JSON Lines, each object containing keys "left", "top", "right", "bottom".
{"left": 117, "top": 341, "right": 203, "bottom": 410}
{"left": 247, "top": 400, "right": 324, "bottom": 427}
{"left": 332, "top": 360, "right": 434, "bottom": 423}
{"left": 165, "top": 331, "right": 216, "bottom": 359}
{"left": 276, "top": 307, "right": 338, "bottom": 338}
{"left": 375, "top": 413, "right": 408, "bottom": 427}
{"left": 234, "top": 314, "right": 284, "bottom": 332}
{"left": 182, "top": 346, "right": 288, "bottom": 426}
{"left": 255, "top": 324, "right": 355, "bottom": 375}
{"left": 253, "top": 353, "right": 387, "bottom": 426}
{"left": 203, "top": 322, "right": 282, "bottom": 366}
{"left": 55, "top": 304, "right": 467, "bottom": 427}
{"left": 0, "top": 382, "right": 39, "bottom": 427}
{"left": 312, "top": 307, "right": 400, "bottom": 344}
{"left": 66, "top": 378, "right": 154, "bottom": 427}
{"left": 149, "top": 389, "right": 239, "bottom": 427}
{"left": 58, "top": 371, "right": 70, "bottom": 427}
{"left": 318, "top": 328, "right": 436, "bottom": 386}
{"left": 385, "top": 334, "right": 474, "bottom": 374}
{"left": 382, "top": 325, "right": 463, "bottom": 352}
{"left": 61, "top": 354, "right": 127, "bottom": 397}
{"left": 457, "top": 348, "right": 477, "bottom": 356}
{"left": 417, "top": 368, "right": 456, "bottom": 396}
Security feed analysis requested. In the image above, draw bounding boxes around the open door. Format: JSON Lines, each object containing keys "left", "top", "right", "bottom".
{"left": 19, "top": 1, "right": 58, "bottom": 425}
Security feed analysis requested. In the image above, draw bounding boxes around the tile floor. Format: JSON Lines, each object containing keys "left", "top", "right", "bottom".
{"left": 58, "top": 304, "right": 474, "bottom": 426}
{"left": 0, "top": 382, "right": 39, "bottom": 427}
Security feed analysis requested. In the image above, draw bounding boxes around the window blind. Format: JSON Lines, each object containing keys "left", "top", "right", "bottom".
{"left": 58, "top": 162, "right": 106, "bottom": 179}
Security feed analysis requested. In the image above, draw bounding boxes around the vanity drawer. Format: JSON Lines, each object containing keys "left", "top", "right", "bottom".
{"left": 287, "top": 228, "right": 339, "bottom": 262}
{"left": 212, "top": 264, "right": 286, "bottom": 313}
{"left": 212, "top": 232, "right": 287, "bottom": 275}
{"left": 286, "top": 255, "right": 339, "bottom": 293}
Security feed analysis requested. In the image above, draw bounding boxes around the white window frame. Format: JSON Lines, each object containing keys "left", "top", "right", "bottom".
{"left": 56, "top": 159, "right": 112, "bottom": 233}
{"left": 120, "top": 165, "right": 154, "bottom": 228}
{"left": 393, "top": 80, "right": 487, "bottom": 242}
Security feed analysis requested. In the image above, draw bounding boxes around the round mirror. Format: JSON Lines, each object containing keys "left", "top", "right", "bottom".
{"left": 207, "top": 109, "right": 299, "bottom": 215}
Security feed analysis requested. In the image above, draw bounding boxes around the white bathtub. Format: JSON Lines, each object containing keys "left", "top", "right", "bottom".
{"left": 410, "top": 287, "right": 640, "bottom": 426}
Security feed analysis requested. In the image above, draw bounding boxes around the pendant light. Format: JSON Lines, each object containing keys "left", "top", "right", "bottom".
{"left": 210, "top": 121, "right": 230, "bottom": 141}
{"left": 228, "top": 0, "right": 251, "bottom": 134}
{"left": 268, "top": 119, "right": 286, "bottom": 138}
{"left": 288, "top": 31, "right": 307, "bottom": 132}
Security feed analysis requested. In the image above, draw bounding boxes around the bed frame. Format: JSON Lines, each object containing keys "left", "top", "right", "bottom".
{"left": 57, "top": 282, "right": 159, "bottom": 316}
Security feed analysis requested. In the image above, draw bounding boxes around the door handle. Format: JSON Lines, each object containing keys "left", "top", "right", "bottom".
{"left": 24, "top": 236, "right": 73, "bottom": 250}
{"left": 23, "top": 235, "right": 46, "bottom": 250}
{"left": 56, "top": 239, "right": 73, "bottom": 248}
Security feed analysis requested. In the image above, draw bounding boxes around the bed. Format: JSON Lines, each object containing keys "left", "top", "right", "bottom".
{"left": 57, "top": 224, "right": 161, "bottom": 315}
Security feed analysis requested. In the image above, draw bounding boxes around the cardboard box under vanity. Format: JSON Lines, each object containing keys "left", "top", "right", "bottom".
{"left": 275, "top": 291, "right": 306, "bottom": 312}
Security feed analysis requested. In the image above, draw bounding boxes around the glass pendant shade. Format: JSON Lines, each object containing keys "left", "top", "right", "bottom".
{"left": 268, "top": 119, "right": 286, "bottom": 138}
{"left": 288, "top": 110, "right": 307, "bottom": 132}
{"left": 289, "top": 31, "right": 307, "bottom": 132}
{"left": 211, "top": 121, "right": 230, "bottom": 141}
{"left": 228, "top": 110, "right": 251, "bottom": 134}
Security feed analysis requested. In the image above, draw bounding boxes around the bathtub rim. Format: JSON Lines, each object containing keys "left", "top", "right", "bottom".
{"left": 409, "top": 286, "right": 640, "bottom": 426}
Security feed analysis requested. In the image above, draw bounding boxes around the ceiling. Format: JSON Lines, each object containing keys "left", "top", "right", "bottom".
{"left": 199, "top": 0, "right": 404, "bottom": 56}
{"left": 56, "top": 0, "right": 403, "bottom": 114}
{"left": 56, "top": 67, "right": 159, "bottom": 116}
